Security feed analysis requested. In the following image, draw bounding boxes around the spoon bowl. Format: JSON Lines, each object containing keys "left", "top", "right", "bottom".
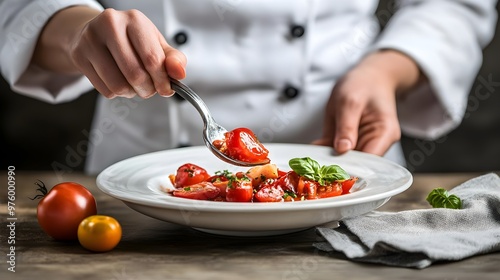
{"left": 170, "top": 79, "right": 269, "bottom": 167}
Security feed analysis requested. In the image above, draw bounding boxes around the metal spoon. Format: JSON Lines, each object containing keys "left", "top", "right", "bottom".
{"left": 170, "top": 79, "right": 269, "bottom": 167}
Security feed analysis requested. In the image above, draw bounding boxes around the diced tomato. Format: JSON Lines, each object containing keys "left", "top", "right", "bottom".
{"left": 211, "top": 181, "right": 228, "bottom": 197}
{"left": 212, "top": 139, "right": 224, "bottom": 150}
{"left": 276, "top": 171, "right": 300, "bottom": 193}
{"left": 224, "top": 127, "right": 270, "bottom": 164}
{"left": 297, "top": 177, "right": 318, "bottom": 200}
{"left": 317, "top": 182, "right": 343, "bottom": 198}
{"left": 208, "top": 173, "right": 231, "bottom": 184}
{"left": 226, "top": 176, "right": 253, "bottom": 202}
{"left": 277, "top": 169, "right": 288, "bottom": 177}
{"left": 208, "top": 175, "right": 226, "bottom": 183}
{"left": 174, "top": 163, "right": 211, "bottom": 188}
{"left": 340, "top": 177, "right": 358, "bottom": 194}
{"left": 168, "top": 174, "right": 176, "bottom": 185}
{"left": 255, "top": 178, "right": 277, "bottom": 192}
{"left": 254, "top": 184, "right": 284, "bottom": 203}
{"left": 235, "top": 171, "right": 246, "bottom": 178}
{"left": 169, "top": 162, "right": 355, "bottom": 202}
{"left": 209, "top": 175, "right": 229, "bottom": 197}
{"left": 172, "top": 182, "right": 220, "bottom": 200}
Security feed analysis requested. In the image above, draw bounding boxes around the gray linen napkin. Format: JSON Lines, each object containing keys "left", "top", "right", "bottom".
{"left": 314, "top": 173, "right": 500, "bottom": 269}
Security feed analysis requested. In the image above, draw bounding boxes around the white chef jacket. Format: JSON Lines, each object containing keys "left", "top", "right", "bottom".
{"left": 0, "top": 0, "right": 497, "bottom": 174}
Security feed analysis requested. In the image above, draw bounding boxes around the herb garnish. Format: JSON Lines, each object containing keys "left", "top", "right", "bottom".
{"left": 215, "top": 170, "right": 233, "bottom": 177}
{"left": 215, "top": 171, "right": 250, "bottom": 188}
{"left": 426, "top": 188, "right": 462, "bottom": 209}
{"left": 288, "top": 157, "right": 349, "bottom": 186}
{"left": 283, "top": 190, "right": 297, "bottom": 199}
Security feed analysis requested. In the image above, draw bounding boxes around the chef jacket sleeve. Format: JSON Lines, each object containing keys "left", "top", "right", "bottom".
{"left": 0, "top": 0, "right": 104, "bottom": 104}
{"left": 371, "top": 0, "right": 497, "bottom": 140}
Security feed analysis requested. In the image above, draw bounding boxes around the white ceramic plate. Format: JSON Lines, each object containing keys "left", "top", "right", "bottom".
{"left": 96, "top": 144, "right": 412, "bottom": 236}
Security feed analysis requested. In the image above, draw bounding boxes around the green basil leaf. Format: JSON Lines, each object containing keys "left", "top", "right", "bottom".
{"left": 289, "top": 157, "right": 320, "bottom": 177}
{"left": 320, "top": 165, "right": 350, "bottom": 182}
{"left": 303, "top": 173, "right": 318, "bottom": 182}
{"left": 311, "top": 159, "right": 321, "bottom": 174}
{"left": 426, "top": 188, "right": 462, "bottom": 209}
{"left": 289, "top": 157, "right": 350, "bottom": 186}
{"left": 444, "top": 194, "right": 462, "bottom": 209}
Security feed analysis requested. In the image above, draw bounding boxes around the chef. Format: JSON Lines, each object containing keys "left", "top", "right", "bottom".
{"left": 0, "top": 0, "right": 496, "bottom": 174}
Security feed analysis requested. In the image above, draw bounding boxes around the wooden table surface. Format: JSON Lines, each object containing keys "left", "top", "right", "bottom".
{"left": 1, "top": 170, "right": 499, "bottom": 280}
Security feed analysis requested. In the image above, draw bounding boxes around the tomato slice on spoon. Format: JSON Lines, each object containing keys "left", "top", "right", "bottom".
{"left": 216, "top": 127, "right": 270, "bottom": 164}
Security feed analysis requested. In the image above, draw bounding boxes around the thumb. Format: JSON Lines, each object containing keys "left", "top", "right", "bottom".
{"left": 165, "top": 48, "right": 187, "bottom": 80}
{"left": 158, "top": 33, "right": 187, "bottom": 80}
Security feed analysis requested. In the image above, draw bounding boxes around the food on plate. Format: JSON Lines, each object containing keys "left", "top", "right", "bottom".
{"left": 30, "top": 181, "right": 97, "bottom": 240}
{"left": 166, "top": 157, "right": 357, "bottom": 202}
{"left": 212, "top": 127, "right": 270, "bottom": 164}
{"left": 170, "top": 163, "right": 211, "bottom": 188}
{"left": 78, "top": 215, "right": 122, "bottom": 252}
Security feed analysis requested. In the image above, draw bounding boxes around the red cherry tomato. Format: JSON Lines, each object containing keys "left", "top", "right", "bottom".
{"left": 277, "top": 169, "right": 288, "bottom": 177}
{"left": 33, "top": 181, "right": 97, "bottom": 240}
{"left": 253, "top": 177, "right": 277, "bottom": 192}
{"left": 173, "top": 182, "right": 221, "bottom": 200}
{"left": 208, "top": 175, "right": 230, "bottom": 197}
{"left": 340, "top": 177, "right": 358, "bottom": 194}
{"left": 254, "top": 183, "right": 284, "bottom": 202}
{"left": 317, "top": 182, "right": 343, "bottom": 198}
{"left": 226, "top": 176, "right": 253, "bottom": 202}
{"left": 174, "top": 163, "right": 211, "bottom": 188}
{"left": 296, "top": 178, "right": 318, "bottom": 200}
{"left": 276, "top": 171, "right": 300, "bottom": 193}
{"left": 224, "top": 127, "right": 270, "bottom": 164}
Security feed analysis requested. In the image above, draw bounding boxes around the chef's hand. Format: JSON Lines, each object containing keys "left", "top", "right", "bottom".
{"left": 32, "top": 6, "right": 186, "bottom": 98}
{"left": 312, "top": 50, "right": 422, "bottom": 156}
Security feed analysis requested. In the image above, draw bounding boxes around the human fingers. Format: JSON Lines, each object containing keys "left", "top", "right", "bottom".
{"left": 78, "top": 9, "right": 187, "bottom": 99}
{"left": 311, "top": 94, "right": 334, "bottom": 147}
{"left": 88, "top": 47, "right": 137, "bottom": 98}
{"left": 310, "top": 137, "right": 333, "bottom": 147}
{"left": 159, "top": 37, "right": 187, "bottom": 96}
{"left": 125, "top": 10, "right": 183, "bottom": 97}
{"left": 165, "top": 48, "right": 187, "bottom": 80}
{"left": 70, "top": 9, "right": 153, "bottom": 98}
{"left": 332, "top": 92, "right": 364, "bottom": 154}
{"left": 312, "top": 81, "right": 363, "bottom": 151}
{"left": 70, "top": 32, "right": 135, "bottom": 98}
{"left": 78, "top": 60, "right": 116, "bottom": 98}
{"left": 94, "top": 9, "right": 157, "bottom": 98}
{"left": 356, "top": 115, "right": 401, "bottom": 156}
{"left": 311, "top": 109, "right": 335, "bottom": 147}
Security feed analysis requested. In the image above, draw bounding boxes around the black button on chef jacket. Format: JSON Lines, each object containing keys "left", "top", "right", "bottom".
{"left": 290, "top": 25, "right": 305, "bottom": 38}
{"left": 283, "top": 85, "right": 300, "bottom": 99}
{"left": 173, "top": 31, "right": 188, "bottom": 45}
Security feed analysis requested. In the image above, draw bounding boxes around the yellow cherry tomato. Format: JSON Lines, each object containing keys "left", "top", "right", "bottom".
{"left": 78, "top": 215, "right": 122, "bottom": 252}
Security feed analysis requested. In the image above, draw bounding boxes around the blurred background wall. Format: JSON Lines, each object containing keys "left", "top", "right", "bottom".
{"left": 1, "top": 0, "right": 499, "bottom": 173}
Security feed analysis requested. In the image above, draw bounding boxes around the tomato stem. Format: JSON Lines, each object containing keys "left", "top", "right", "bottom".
{"left": 29, "top": 180, "right": 48, "bottom": 200}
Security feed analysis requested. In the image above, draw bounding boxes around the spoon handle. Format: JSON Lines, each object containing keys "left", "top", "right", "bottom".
{"left": 170, "top": 79, "right": 213, "bottom": 125}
